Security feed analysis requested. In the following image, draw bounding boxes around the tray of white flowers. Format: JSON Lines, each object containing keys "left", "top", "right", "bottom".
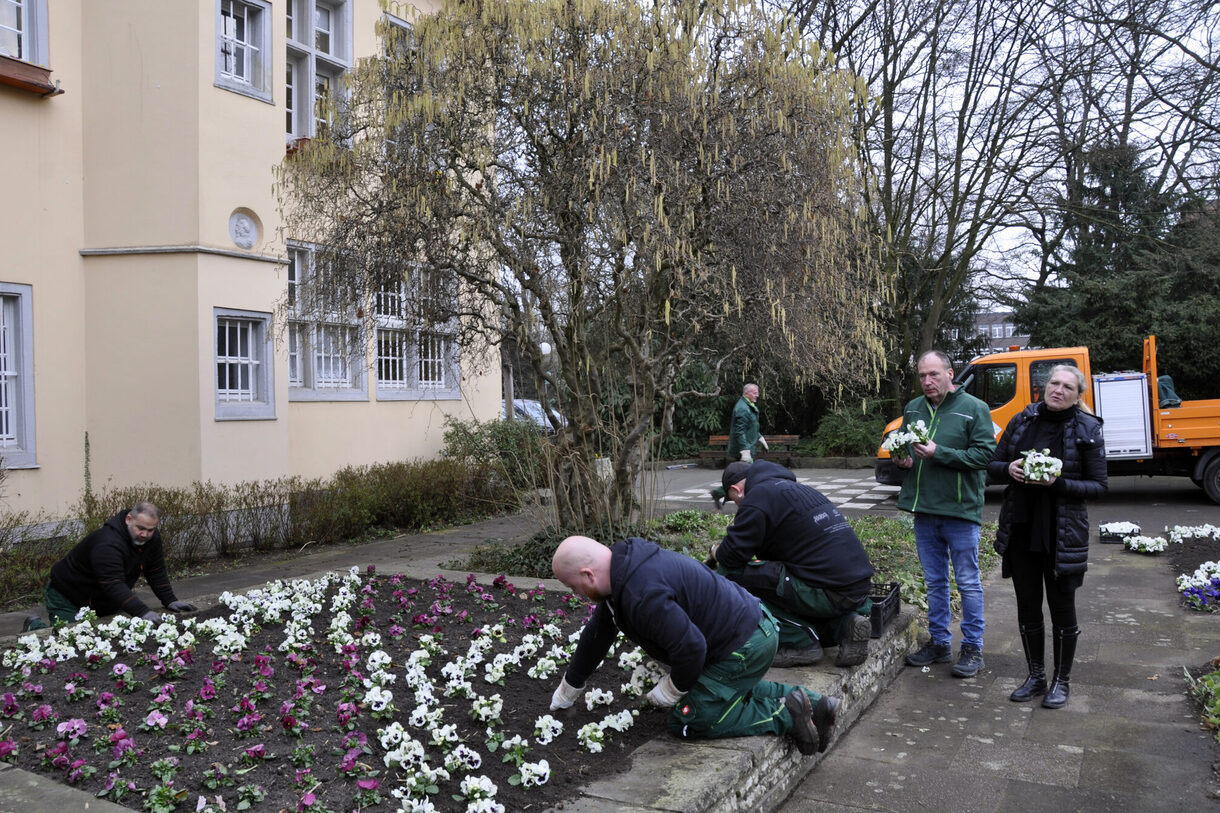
{"left": 1098, "top": 521, "right": 1141, "bottom": 544}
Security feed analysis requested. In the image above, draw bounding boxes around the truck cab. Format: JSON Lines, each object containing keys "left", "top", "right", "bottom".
{"left": 874, "top": 346, "right": 1090, "bottom": 486}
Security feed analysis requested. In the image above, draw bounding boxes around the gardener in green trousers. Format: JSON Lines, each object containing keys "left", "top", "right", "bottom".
{"left": 550, "top": 535, "right": 839, "bottom": 755}
{"left": 22, "top": 502, "right": 196, "bottom": 631}
{"left": 710, "top": 383, "right": 768, "bottom": 509}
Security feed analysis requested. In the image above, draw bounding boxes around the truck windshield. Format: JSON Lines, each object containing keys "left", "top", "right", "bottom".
{"left": 956, "top": 363, "right": 1017, "bottom": 409}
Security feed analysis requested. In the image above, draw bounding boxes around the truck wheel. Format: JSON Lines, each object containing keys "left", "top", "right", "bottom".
{"left": 1205, "top": 458, "right": 1220, "bottom": 505}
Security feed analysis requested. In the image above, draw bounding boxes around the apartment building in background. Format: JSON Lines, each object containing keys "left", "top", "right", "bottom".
{"left": 0, "top": 0, "right": 498, "bottom": 515}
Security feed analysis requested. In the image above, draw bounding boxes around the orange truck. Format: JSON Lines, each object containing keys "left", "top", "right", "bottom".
{"left": 874, "top": 336, "right": 1220, "bottom": 504}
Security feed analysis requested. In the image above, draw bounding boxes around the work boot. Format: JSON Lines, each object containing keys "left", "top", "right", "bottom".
{"left": 951, "top": 643, "right": 985, "bottom": 678}
{"left": 783, "top": 689, "right": 819, "bottom": 756}
{"left": 710, "top": 488, "right": 726, "bottom": 511}
{"left": 835, "top": 615, "right": 872, "bottom": 667}
{"left": 905, "top": 640, "right": 952, "bottom": 667}
{"left": 772, "top": 643, "right": 824, "bottom": 667}
{"left": 1009, "top": 624, "right": 1047, "bottom": 702}
{"left": 1043, "top": 625, "right": 1079, "bottom": 709}
{"left": 811, "top": 695, "right": 839, "bottom": 753}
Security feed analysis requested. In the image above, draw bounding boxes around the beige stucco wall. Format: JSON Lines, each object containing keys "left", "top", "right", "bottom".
{"left": 0, "top": 0, "right": 501, "bottom": 519}
{"left": 0, "top": 2, "right": 85, "bottom": 515}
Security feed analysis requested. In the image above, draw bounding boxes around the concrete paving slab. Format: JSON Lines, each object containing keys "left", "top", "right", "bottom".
{"left": 777, "top": 755, "right": 1013, "bottom": 812}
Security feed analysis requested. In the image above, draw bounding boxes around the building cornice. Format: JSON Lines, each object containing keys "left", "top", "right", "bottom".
{"left": 80, "top": 245, "right": 286, "bottom": 264}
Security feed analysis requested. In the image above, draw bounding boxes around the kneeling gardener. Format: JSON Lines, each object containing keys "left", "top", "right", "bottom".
{"left": 712, "top": 461, "right": 875, "bottom": 668}
{"left": 22, "top": 501, "right": 196, "bottom": 631}
{"left": 549, "top": 535, "right": 839, "bottom": 755}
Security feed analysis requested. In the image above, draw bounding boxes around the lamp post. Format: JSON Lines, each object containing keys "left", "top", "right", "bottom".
{"left": 538, "top": 342, "right": 552, "bottom": 421}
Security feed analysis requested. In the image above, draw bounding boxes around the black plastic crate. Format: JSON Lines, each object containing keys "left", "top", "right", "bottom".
{"left": 870, "top": 581, "right": 901, "bottom": 638}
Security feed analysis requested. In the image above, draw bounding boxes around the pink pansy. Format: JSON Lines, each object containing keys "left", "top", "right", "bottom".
{"left": 298, "top": 790, "right": 317, "bottom": 811}
{"left": 31, "top": 704, "right": 56, "bottom": 723}
{"left": 356, "top": 777, "right": 380, "bottom": 790}
{"left": 0, "top": 739, "right": 17, "bottom": 759}
{"left": 56, "top": 718, "right": 87, "bottom": 739}
{"left": 144, "top": 710, "right": 168, "bottom": 729}
{"left": 2, "top": 692, "right": 19, "bottom": 716}
{"left": 236, "top": 712, "right": 262, "bottom": 731}
{"left": 244, "top": 744, "right": 266, "bottom": 760}
{"left": 66, "top": 758, "right": 90, "bottom": 784}
{"left": 111, "top": 664, "right": 130, "bottom": 677}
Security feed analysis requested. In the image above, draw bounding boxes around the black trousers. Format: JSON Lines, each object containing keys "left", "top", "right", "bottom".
{"left": 1006, "top": 545, "right": 1078, "bottom": 630}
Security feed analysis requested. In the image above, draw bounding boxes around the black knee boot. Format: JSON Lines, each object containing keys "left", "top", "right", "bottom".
{"left": 1009, "top": 624, "right": 1047, "bottom": 702}
{"left": 1042, "top": 625, "right": 1079, "bottom": 709}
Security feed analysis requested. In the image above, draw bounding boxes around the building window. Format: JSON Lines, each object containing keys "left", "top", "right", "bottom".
{"left": 0, "top": 0, "right": 47, "bottom": 66}
{"left": 991, "top": 324, "right": 1003, "bottom": 339}
{"left": 215, "top": 0, "right": 271, "bottom": 101}
{"left": 374, "top": 270, "right": 459, "bottom": 400}
{"left": 1006, "top": 323, "right": 1016, "bottom": 337}
{"left": 215, "top": 308, "right": 275, "bottom": 420}
{"left": 285, "top": 0, "right": 350, "bottom": 143}
{"left": 286, "top": 243, "right": 366, "bottom": 401}
{"left": 0, "top": 283, "right": 36, "bottom": 468}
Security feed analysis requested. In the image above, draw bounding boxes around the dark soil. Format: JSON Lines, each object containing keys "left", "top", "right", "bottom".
{"left": 0, "top": 571, "right": 669, "bottom": 812}
{"left": 1163, "top": 531, "right": 1220, "bottom": 587}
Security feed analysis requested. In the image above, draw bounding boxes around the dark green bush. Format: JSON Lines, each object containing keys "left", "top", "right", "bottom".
{"left": 441, "top": 416, "right": 549, "bottom": 494}
{"left": 806, "top": 401, "right": 892, "bottom": 456}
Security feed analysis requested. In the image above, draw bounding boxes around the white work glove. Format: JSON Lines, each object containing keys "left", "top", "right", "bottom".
{"left": 758, "top": 436, "right": 769, "bottom": 450}
{"left": 739, "top": 449, "right": 753, "bottom": 463}
{"left": 549, "top": 676, "right": 583, "bottom": 711}
{"left": 140, "top": 610, "right": 162, "bottom": 623}
{"left": 645, "top": 674, "right": 685, "bottom": 708}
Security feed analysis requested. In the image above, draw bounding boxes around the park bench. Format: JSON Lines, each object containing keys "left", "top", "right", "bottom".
{"left": 699, "top": 434, "right": 802, "bottom": 468}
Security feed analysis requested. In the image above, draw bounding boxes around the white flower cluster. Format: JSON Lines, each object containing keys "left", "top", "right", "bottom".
{"left": 620, "top": 659, "right": 667, "bottom": 698}
{"left": 445, "top": 743, "right": 483, "bottom": 772}
{"left": 585, "top": 687, "right": 615, "bottom": 710}
{"left": 576, "top": 708, "right": 636, "bottom": 753}
{"left": 517, "top": 758, "right": 551, "bottom": 787}
{"left": 1021, "top": 448, "right": 1063, "bottom": 482}
{"left": 527, "top": 656, "right": 558, "bottom": 680}
{"left": 1124, "top": 535, "right": 1167, "bottom": 554}
{"left": 1177, "top": 560, "right": 1220, "bottom": 592}
{"left": 1166, "top": 524, "right": 1220, "bottom": 544}
{"left": 882, "top": 420, "right": 931, "bottom": 459}
{"left": 533, "top": 714, "right": 564, "bottom": 745}
{"left": 469, "top": 694, "right": 503, "bottom": 723}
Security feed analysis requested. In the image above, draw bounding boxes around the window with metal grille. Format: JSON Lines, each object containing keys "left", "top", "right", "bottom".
{"left": 285, "top": 0, "right": 350, "bottom": 142}
{"left": 418, "top": 332, "right": 448, "bottom": 389}
{"left": 215, "top": 0, "right": 270, "bottom": 101}
{"left": 214, "top": 308, "right": 275, "bottom": 419}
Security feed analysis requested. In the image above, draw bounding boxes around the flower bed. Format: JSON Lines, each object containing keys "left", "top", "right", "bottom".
{"left": 0, "top": 567, "right": 669, "bottom": 812}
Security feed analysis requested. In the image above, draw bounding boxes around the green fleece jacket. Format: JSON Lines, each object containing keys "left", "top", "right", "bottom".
{"left": 896, "top": 387, "right": 996, "bottom": 524}
{"left": 726, "top": 396, "right": 760, "bottom": 460}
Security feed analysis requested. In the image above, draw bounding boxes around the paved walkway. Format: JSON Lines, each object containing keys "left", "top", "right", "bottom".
{"left": 3, "top": 486, "right": 1220, "bottom": 810}
{"left": 778, "top": 538, "right": 1220, "bottom": 811}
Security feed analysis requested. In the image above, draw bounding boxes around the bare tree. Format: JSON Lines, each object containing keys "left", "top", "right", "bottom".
{"left": 277, "top": 0, "right": 886, "bottom": 533}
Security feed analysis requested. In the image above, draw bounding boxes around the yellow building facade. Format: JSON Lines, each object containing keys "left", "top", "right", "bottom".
{"left": 0, "top": 0, "right": 497, "bottom": 515}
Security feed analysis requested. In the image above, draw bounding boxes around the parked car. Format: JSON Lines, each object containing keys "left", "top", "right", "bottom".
{"left": 501, "top": 398, "right": 566, "bottom": 433}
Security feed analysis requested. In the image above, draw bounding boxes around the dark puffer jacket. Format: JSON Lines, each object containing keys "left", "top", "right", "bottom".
{"left": 987, "top": 404, "right": 1108, "bottom": 578}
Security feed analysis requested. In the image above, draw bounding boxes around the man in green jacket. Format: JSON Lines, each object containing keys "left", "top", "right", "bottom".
{"left": 710, "top": 383, "right": 767, "bottom": 509}
{"left": 896, "top": 351, "right": 996, "bottom": 678}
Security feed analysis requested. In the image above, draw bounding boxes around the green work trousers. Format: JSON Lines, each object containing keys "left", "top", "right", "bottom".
{"left": 720, "top": 562, "right": 872, "bottom": 649}
{"left": 45, "top": 583, "right": 82, "bottom": 624}
{"left": 667, "top": 608, "right": 822, "bottom": 740}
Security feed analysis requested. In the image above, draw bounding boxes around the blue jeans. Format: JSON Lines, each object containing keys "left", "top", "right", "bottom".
{"left": 914, "top": 514, "right": 984, "bottom": 649}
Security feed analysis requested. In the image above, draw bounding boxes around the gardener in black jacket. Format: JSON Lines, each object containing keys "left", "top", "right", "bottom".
{"left": 712, "top": 460, "right": 875, "bottom": 668}
{"left": 550, "top": 535, "right": 839, "bottom": 755}
{"left": 22, "top": 502, "right": 195, "bottom": 631}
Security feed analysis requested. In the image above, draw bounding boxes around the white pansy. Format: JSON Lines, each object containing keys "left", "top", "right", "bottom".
{"left": 518, "top": 758, "right": 551, "bottom": 787}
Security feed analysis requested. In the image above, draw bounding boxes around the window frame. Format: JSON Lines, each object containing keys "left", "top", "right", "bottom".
{"left": 0, "top": 0, "right": 47, "bottom": 66}
{"left": 0, "top": 282, "right": 36, "bottom": 468}
{"left": 285, "top": 0, "right": 351, "bottom": 143}
{"left": 373, "top": 270, "right": 460, "bottom": 401}
{"left": 285, "top": 243, "right": 367, "bottom": 401}
{"left": 214, "top": 307, "right": 276, "bottom": 420}
{"left": 215, "top": 0, "right": 273, "bottom": 103}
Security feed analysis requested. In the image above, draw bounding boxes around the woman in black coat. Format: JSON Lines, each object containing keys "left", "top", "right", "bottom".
{"left": 988, "top": 365, "right": 1107, "bottom": 709}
